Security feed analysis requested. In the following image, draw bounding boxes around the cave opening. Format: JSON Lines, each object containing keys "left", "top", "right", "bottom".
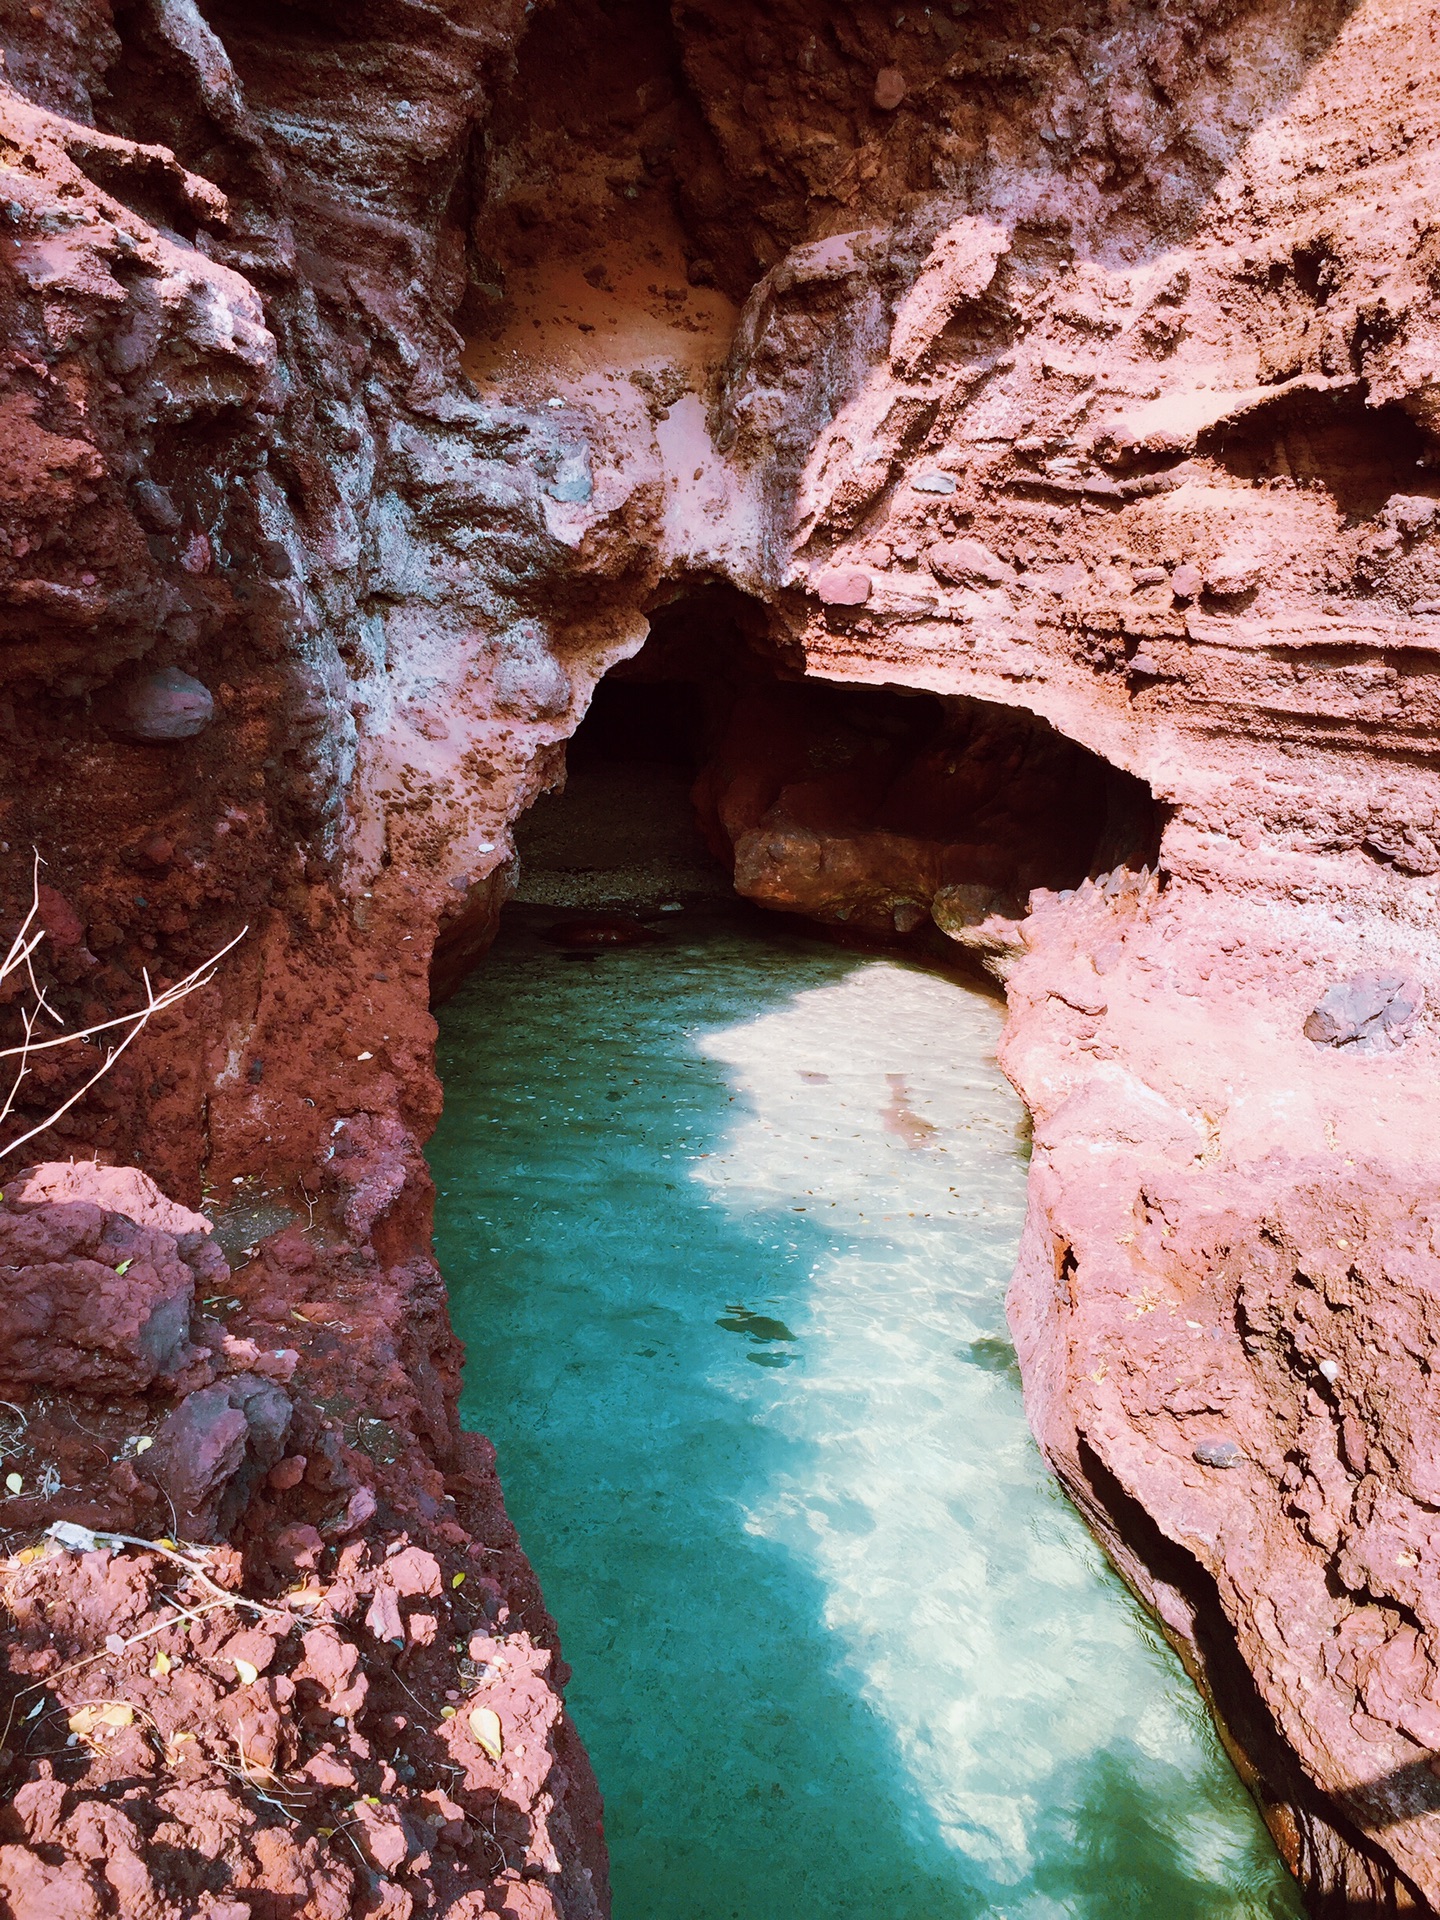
{"left": 429, "top": 593, "right": 1296, "bottom": 1919}
{"left": 508, "top": 585, "right": 1164, "bottom": 968}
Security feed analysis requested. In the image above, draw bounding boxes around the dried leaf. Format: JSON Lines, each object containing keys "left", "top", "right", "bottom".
{"left": 440, "top": 1705, "right": 457, "bottom": 1719}
{"left": 68, "top": 1702, "right": 135, "bottom": 1736}
{"left": 233, "top": 1658, "right": 259, "bottom": 1686}
{"left": 114, "top": 1259, "right": 133, "bottom": 1276}
{"left": 468, "top": 1705, "right": 503, "bottom": 1760}
{"left": 133, "top": 1436, "right": 153, "bottom": 1455}
{"left": 151, "top": 1651, "right": 172, "bottom": 1677}
{"left": 4, "top": 1473, "right": 21, "bottom": 1495}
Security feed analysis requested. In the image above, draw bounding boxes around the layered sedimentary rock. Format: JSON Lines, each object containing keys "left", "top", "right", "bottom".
{"left": 1, "top": 0, "right": 1439, "bottom": 1911}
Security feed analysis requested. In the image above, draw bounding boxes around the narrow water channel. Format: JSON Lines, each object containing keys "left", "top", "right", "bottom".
{"left": 430, "top": 909, "right": 1302, "bottom": 1920}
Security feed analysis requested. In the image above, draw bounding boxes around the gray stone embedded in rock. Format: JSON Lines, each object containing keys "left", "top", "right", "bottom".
{"left": 548, "top": 450, "right": 594, "bottom": 504}
{"left": 911, "top": 470, "right": 957, "bottom": 494}
{"left": 111, "top": 666, "right": 215, "bottom": 742}
{"left": 1193, "top": 1439, "right": 1244, "bottom": 1469}
{"left": 130, "top": 479, "right": 182, "bottom": 533}
{"left": 1303, "top": 971, "right": 1424, "bottom": 1053}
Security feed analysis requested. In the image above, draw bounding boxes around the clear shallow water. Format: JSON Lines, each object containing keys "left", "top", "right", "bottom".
{"left": 430, "top": 913, "right": 1302, "bottom": 1920}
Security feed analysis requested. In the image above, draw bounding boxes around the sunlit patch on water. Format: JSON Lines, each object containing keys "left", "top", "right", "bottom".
{"left": 431, "top": 912, "right": 1303, "bottom": 1920}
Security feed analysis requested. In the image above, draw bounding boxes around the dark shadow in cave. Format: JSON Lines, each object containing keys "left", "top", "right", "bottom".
{"left": 1197, "top": 384, "right": 1440, "bottom": 526}
{"left": 507, "top": 583, "right": 1164, "bottom": 964}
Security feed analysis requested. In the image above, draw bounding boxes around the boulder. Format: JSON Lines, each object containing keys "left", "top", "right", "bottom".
{"left": 142, "top": 1372, "right": 293, "bottom": 1540}
{"left": 0, "top": 1163, "right": 222, "bottom": 1396}
{"left": 129, "top": 479, "right": 182, "bottom": 533}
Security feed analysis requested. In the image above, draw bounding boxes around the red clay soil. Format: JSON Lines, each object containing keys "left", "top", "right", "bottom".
{"left": 0, "top": 1157, "right": 605, "bottom": 1919}
{"left": 0, "top": 0, "right": 1439, "bottom": 1912}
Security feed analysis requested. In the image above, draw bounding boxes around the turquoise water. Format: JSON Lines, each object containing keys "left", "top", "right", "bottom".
{"left": 431, "top": 911, "right": 1302, "bottom": 1920}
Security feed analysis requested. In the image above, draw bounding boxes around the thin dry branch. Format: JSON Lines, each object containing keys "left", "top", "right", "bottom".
{"left": 0, "top": 852, "right": 245, "bottom": 1160}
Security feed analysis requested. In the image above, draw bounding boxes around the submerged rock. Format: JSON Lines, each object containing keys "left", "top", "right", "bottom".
{"left": 543, "top": 913, "right": 660, "bottom": 950}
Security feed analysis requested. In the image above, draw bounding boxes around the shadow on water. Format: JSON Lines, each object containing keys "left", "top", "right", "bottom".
{"left": 429, "top": 908, "right": 1303, "bottom": 1920}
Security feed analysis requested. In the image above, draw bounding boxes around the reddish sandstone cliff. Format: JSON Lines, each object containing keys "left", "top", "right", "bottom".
{"left": 0, "top": 0, "right": 1438, "bottom": 1913}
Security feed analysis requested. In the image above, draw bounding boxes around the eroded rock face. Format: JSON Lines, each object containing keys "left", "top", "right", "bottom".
{"left": 0, "top": 1162, "right": 220, "bottom": 1395}
{"left": 0, "top": 0, "right": 1438, "bottom": 1910}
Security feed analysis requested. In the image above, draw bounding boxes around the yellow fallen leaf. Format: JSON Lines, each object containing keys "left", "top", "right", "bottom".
{"left": 16, "top": 1545, "right": 41, "bottom": 1564}
{"left": 69, "top": 1702, "right": 135, "bottom": 1736}
{"left": 469, "top": 1705, "right": 503, "bottom": 1760}
{"left": 151, "top": 1651, "right": 172, "bottom": 1677}
{"left": 156, "top": 1537, "right": 176, "bottom": 1549}
{"left": 451, "top": 1572, "right": 466, "bottom": 1588}
{"left": 440, "top": 1705, "right": 457, "bottom": 1719}
{"left": 233, "top": 1659, "right": 259, "bottom": 1686}
{"left": 5, "top": 1473, "right": 21, "bottom": 1495}
{"left": 133, "top": 1436, "right": 153, "bottom": 1455}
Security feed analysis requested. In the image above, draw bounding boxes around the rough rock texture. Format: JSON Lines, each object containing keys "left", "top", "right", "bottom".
{"left": 0, "top": 1162, "right": 221, "bottom": 1394}
{"left": 0, "top": 1165, "right": 606, "bottom": 1919}
{"left": 1, "top": 0, "right": 1440, "bottom": 1911}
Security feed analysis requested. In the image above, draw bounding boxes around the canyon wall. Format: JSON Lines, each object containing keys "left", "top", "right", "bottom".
{"left": 0, "top": 0, "right": 1438, "bottom": 1913}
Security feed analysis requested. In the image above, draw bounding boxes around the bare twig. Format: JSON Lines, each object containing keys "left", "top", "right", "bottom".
{"left": 0, "top": 851, "right": 245, "bottom": 1160}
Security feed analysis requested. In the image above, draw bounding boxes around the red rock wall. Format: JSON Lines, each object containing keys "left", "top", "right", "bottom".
{"left": 1, "top": 0, "right": 1439, "bottom": 1911}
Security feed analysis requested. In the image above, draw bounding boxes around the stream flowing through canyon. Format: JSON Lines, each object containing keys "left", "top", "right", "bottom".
{"left": 430, "top": 910, "right": 1301, "bottom": 1920}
